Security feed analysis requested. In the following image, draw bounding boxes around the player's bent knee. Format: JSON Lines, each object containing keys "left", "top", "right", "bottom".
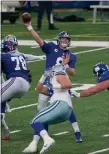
{"left": 37, "top": 104, "right": 48, "bottom": 112}
{"left": 37, "top": 104, "right": 44, "bottom": 112}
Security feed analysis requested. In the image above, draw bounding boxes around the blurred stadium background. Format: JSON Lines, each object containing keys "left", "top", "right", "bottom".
{"left": 1, "top": 1, "right": 109, "bottom": 154}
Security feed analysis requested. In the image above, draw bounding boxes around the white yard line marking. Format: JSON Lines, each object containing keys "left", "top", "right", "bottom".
{"left": 102, "top": 134, "right": 109, "bottom": 137}
{"left": 18, "top": 40, "right": 109, "bottom": 47}
{"left": 10, "top": 130, "right": 21, "bottom": 134}
{"left": 52, "top": 131, "right": 69, "bottom": 136}
{"left": 10, "top": 129, "right": 69, "bottom": 136}
{"left": 11, "top": 103, "right": 38, "bottom": 111}
{"left": 87, "top": 148, "right": 109, "bottom": 154}
{"left": 31, "top": 46, "right": 39, "bottom": 48}
{"left": 1, "top": 40, "right": 109, "bottom": 47}
{"left": 75, "top": 47, "right": 108, "bottom": 55}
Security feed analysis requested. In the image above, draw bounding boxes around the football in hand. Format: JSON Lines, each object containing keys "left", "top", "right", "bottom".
{"left": 22, "top": 12, "right": 32, "bottom": 23}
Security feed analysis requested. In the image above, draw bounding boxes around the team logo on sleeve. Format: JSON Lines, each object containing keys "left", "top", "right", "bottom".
{"left": 54, "top": 49, "right": 58, "bottom": 52}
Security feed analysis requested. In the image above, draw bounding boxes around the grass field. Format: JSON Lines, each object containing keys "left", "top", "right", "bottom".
{"left": 1, "top": 11, "right": 109, "bottom": 154}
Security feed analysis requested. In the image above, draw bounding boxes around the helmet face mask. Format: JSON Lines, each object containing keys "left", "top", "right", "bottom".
{"left": 2, "top": 35, "right": 18, "bottom": 53}
{"left": 57, "top": 31, "right": 71, "bottom": 48}
{"left": 93, "top": 62, "right": 109, "bottom": 78}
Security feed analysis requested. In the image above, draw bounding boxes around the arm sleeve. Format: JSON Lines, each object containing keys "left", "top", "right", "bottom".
{"left": 68, "top": 54, "right": 77, "bottom": 68}
{"left": 22, "top": 53, "right": 45, "bottom": 61}
{"left": 40, "top": 41, "right": 51, "bottom": 54}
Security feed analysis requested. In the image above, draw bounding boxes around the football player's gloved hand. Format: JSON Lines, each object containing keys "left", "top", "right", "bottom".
{"left": 44, "top": 69, "right": 52, "bottom": 78}
{"left": 70, "top": 89, "right": 80, "bottom": 98}
{"left": 40, "top": 55, "right": 46, "bottom": 60}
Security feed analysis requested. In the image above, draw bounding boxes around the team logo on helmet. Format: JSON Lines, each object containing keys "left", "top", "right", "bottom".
{"left": 93, "top": 62, "right": 109, "bottom": 78}
{"left": 2, "top": 35, "right": 18, "bottom": 53}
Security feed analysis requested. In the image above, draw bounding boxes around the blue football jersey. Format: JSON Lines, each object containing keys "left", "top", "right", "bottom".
{"left": 1, "top": 51, "right": 30, "bottom": 82}
{"left": 41, "top": 42, "right": 77, "bottom": 70}
{"left": 98, "top": 70, "right": 109, "bottom": 90}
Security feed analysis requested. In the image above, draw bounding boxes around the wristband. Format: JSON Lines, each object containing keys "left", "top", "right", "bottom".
{"left": 39, "top": 75, "right": 46, "bottom": 83}
{"left": 27, "top": 25, "right": 33, "bottom": 31}
{"left": 64, "top": 64, "right": 69, "bottom": 69}
{"left": 52, "top": 84, "right": 61, "bottom": 89}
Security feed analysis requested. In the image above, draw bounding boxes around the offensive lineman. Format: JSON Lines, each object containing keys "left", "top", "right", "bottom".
{"left": 1, "top": 35, "right": 45, "bottom": 140}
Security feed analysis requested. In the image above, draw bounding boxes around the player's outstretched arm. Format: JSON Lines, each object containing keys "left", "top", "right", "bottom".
{"left": 80, "top": 80, "right": 109, "bottom": 97}
{"left": 22, "top": 21, "right": 44, "bottom": 47}
{"left": 70, "top": 80, "right": 109, "bottom": 98}
{"left": 23, "top": 53, "right": 46, "bottom": 61}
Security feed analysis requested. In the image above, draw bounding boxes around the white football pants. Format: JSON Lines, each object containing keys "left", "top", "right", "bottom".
{"left": 1, "top": 77, "right": 30, "bottom": 103}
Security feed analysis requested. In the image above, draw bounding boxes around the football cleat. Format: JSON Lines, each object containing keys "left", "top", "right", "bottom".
{"left": 22, "top": 140, "right": 38, "bottom": 153}
{"left": 40, "top": 137, "right": 55, "bottom": 154}
{"left": 2, "top": 135, "right": 11, "bottom": 140}
{"left": 75, "top": 132, "right": 83, "bottom": 143}
{"left": 2, "top": 129, "right": 11, "bottom": 140}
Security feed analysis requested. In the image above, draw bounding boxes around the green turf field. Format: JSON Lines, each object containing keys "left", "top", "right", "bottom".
{"left": 2, "top": 11, "right": 109, "bottom": 154}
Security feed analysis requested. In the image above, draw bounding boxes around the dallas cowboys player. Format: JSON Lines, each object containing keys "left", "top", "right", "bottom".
{"left": 71, "top": 63, "right": 109, "bottom": 97}
{"left": 23, "top": 64, "right": 77, "bottom": 153}
{"left": 1, "top": 35, "right": 45, "bottom": 140}
{"left": 23, "top": 19, "right": 82, "bottom": 143}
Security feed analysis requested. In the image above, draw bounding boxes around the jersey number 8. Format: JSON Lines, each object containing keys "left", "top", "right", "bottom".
{"left": 11, "top": 56, "right": 27, "bottom": 70}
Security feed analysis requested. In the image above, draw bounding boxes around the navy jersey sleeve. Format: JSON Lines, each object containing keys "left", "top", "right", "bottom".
{"left": 40, "top": 41, "right": 52, "bottom": 54}
{"left": 68, "top": 53, "right": 77, "bottom": 69}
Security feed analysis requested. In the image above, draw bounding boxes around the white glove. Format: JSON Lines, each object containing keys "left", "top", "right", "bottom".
{"left": 70, "top": 89, "right": 80, "bottom": 98}
{"left": 40, "top": 55, "right": 46, "bottom": 60}
{"left": 44, "top": 69, "right": 52, "bottom": 77}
